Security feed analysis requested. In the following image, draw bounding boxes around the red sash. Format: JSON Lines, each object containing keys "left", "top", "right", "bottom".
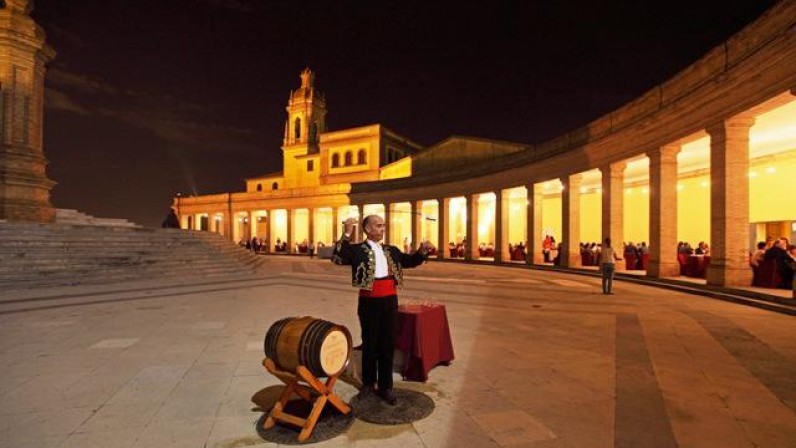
{"left": 359, "top": 278, "right": 397, "bottom": 298}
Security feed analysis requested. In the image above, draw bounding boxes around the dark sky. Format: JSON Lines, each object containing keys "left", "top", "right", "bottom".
{"left": 32, "top": 0, "right": 777, "bottom": 227}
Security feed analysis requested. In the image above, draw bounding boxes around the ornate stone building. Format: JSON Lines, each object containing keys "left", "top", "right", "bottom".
{"left": 0, "top": 0, "right": 56, "bottom": 222}
{"left": 176, "top": 2, "right": 796, "bottom": 288}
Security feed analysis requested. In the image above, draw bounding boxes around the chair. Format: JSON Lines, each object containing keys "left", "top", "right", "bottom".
{"left": 754, "top": 259, "right": 782, "bottom": 288}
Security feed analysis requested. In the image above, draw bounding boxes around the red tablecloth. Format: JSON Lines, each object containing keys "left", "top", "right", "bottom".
{"left": 686, "top": 255, "right": 710, "bottom": 278}
{"left": 395, "top": 304, "right": 455, "bottom": 382}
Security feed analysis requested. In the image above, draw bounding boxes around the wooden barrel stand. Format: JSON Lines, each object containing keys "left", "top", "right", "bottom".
{"left": 261, "top": 357, "right": 351, "bottom": 442}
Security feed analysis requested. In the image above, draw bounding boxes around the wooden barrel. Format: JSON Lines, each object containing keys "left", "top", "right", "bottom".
{"left": 264, "top": 316, "right": 352, "bottom": 378}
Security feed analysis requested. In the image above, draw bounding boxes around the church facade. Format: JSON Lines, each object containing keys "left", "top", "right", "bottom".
{"left": 175, "top": 1, "right": 796, "bottom": 288}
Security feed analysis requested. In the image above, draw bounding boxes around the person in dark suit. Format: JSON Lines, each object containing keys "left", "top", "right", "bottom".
{"left": 764, "top": 238, "right": 794, "bottom": 289}
{"left": 331, "top": 215, "right": 429, "bottom": 405}
{"left": 161, "top": 209, "right": 181, "bottom": 228}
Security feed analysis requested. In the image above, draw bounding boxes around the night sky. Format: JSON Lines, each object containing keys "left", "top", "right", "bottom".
{"left": 32, "top": 0, "right": 777, "bottom": 227}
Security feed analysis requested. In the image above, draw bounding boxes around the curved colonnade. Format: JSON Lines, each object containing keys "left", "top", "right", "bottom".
{"left": 177, "top": 2, "right": 796, "bottom": 288}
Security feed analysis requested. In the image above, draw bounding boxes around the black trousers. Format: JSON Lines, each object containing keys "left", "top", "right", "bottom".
{"left": 357, "top": 294, "right": 398, "bottom": 391}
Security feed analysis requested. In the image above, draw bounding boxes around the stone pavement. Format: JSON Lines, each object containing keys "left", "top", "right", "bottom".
{"left": 1, "top": 257, "right": 795, "bottom": 448}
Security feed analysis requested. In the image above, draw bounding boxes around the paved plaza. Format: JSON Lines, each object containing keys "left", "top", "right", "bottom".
{"left": 1, "top": 257, "right": 795, "bottom": 448}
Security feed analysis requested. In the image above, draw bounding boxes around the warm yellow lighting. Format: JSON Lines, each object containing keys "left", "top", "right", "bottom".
{"left": 626, "top": 188, "right": 632, "bottom": 194}
{"left": 749, "top": 171, "right": 758, "bottom": 178}
{"left": 641, "top": 187, "right": 648, "bottom": 194}
{"left": 700, "top": 181, "right": 709, "bottom": 188}
{"left": 579, "top": 186, "right": 587, "bottom": 194}
{"left": 766, "top": 166, "right": 776, "bottom": 174}
{"left": 597, "top": 188, "right": 602, "bottom": 195}
{"left": 677, "top": 184, "right": 684, "bottom": 191}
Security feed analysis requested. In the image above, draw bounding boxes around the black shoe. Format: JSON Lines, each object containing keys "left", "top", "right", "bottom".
{"left": 376, "top": 388, "right": 398, "bottom": 406}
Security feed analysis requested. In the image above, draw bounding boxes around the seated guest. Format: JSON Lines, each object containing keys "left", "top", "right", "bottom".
{"left": 695, "top": 242, "right": 706, "bottom": 255}
{"left": 750, "top": 242, "right": 766, "bottom": 267}
{"left": 764, "top": 238, "right": 794, "bottom": 289}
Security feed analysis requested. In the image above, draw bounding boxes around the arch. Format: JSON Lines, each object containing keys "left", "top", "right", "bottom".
{"left": 256, "top": 183, "right": 263, "bottom": 192}
{"left": 331, "top": 153, "right": 340, "bottom": 168}
{"left": 294, "top": 117, "right": 301, "bottom": 139}
{"left": 344, "top": 151, "right": 353, "bottom": 166}
{"left": 357, "top": 149, "right": 367, "bottom": 165}
{"left": 271, "top": 182, "right": 279, "bottom": 191}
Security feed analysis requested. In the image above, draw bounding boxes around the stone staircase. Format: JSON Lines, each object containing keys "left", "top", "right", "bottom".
{"left": 0, "top": 222, "right": 266, "bottom": 290}
{"left": 55, "top": 208, "right": 140, "bottom": 228}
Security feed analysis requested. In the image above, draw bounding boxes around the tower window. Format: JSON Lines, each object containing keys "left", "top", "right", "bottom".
{"left": 344, "top": 151, "right": 353, "bottom": 166}
{"left": 357, "top": 149, "right": 367, "bottom": 165}
{"left": 331, "top": 153, "right": 340, "bottom": 168}
{"left": 307, "top": 160, "right": 314, "bottom": 172}
{"left": 256, "top": 183, "right": 263, "bottom": 192}
{"left": 294, "top": 117, "right": 301, "bottom": 139}
{"left": 272, "top": 182, "right": 279, "bottom": 191}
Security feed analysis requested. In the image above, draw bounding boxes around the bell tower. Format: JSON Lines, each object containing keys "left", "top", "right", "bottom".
{"left": 282, "top": 68, "right": 327, "bottom": 153}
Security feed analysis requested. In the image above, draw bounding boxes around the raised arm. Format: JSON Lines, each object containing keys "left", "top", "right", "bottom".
{"left": 331, "top": 218, "right": 357, "bottom": 265}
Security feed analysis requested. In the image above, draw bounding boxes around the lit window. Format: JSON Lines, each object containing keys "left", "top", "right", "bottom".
{"left": 344, "top": 151, "right": 353, "bottom": 166}
{"left": 331, "top": 153, "right": 340, "bottom": 168}
{"left": 357, "top": 149, "right": 366, "bottom": 165}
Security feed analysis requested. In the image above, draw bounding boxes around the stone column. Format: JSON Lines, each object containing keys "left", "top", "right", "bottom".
{"left": 411, "top": 200, "right": 422, "bottom": 251}
{"left": 245, "top": 211, "right": 253, "bottom": 240}
{"left": 307, "top": 208, "right": 315, "bottom": 245}
{"left": 355, "top": 204, "right": 364, "bottom": 243}
{"left": 561, "top": 174, "right": 582, "bottom": 267}
{"left": 263, "top": 211, "right": 271, "bottom": 253}
{"left": 647, "top": 146, "right": 681, "bottom": 277}
{"left": 601, "top": 162, "right": 626, "bottom": 269}
{"left": 706, "top": 116, "right": 755, "bottom": 286}
{"left": 286, "top": 209, "right": 295, "bottom": 254}
{"left": 0, "top": 3, "right": 57, "bottom": 222}
{"left": 225, "top": 194, "right": 234, "bottom": 241}
{"left": 331, "top": 206, "right": 339, "bottom": 242}
{"left": 465, "top": 194, "right": 479, "bottom": 260}
{"left": 437, "top": 198, "right": 449, "bottom": 259}
{"left": 527, "top": 183, "right": 543, "bottom": 264}
{"left": 494, "top": 189, "right": 509, "bottom": 263}
{"left": 383, "top": 203, "right": 392, "bottom": 245}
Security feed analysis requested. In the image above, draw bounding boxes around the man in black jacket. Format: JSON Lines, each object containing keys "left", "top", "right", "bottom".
{"left": 332, "top": 214, "right": 428, "bottom": 405}
{"left": 764, "top": 238, "right": 794, "bottom": 289}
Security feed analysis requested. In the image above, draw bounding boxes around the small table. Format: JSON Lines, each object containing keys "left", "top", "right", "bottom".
{"left": 395, "top": 303, "right": 455, "bottom": 382}
{"left": 686, "top": 255, "right": 711, "bottom": 278}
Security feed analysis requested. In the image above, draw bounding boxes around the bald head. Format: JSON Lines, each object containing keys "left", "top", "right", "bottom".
{"left": 362, "top": 214, "right": 385, "bottom": 242}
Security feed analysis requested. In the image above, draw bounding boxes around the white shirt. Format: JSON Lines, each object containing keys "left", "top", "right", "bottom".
{"left": 600, "top": 247, "right": 616, "bottom": 265}
{"left": 366, "top": 239, "right": 389, "bottom": 278}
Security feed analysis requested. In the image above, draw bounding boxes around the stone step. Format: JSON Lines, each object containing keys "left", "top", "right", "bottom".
{"left": 0, "top": 222, "right": 261, "bottom": 291}
{"left": 0, "top": 265, "right": 259, "bottom": 290}
{"left": 55, "top": 208, "right": 140, "bottom": 228}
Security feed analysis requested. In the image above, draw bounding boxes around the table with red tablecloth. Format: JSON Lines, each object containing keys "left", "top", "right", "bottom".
{"left": 686, "top": 255, "right": 710, "bottom": 278}
{"left": 394, "top": 303, "right": 455, "bottom": 382}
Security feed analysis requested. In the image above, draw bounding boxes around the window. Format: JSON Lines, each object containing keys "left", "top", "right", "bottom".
{"left": 344, "top": 151, "right": 353, "bottom": 166}
{"left": 256, "top": 183, "right": 263, "bottom": 192}
{"left": 357, "top": 149, "right": 366, "bottom": 165}
{"left": 271, "top": 182, "right": 279, "bottom": 191}
{"left": 331, "top": 153, "right": 340, "bottom": 168}
{"left": 294, "top": 117, "right": 301, "bottom": 139}
{"left": 307, "top": 160, "right": 314, "bottom": 172}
